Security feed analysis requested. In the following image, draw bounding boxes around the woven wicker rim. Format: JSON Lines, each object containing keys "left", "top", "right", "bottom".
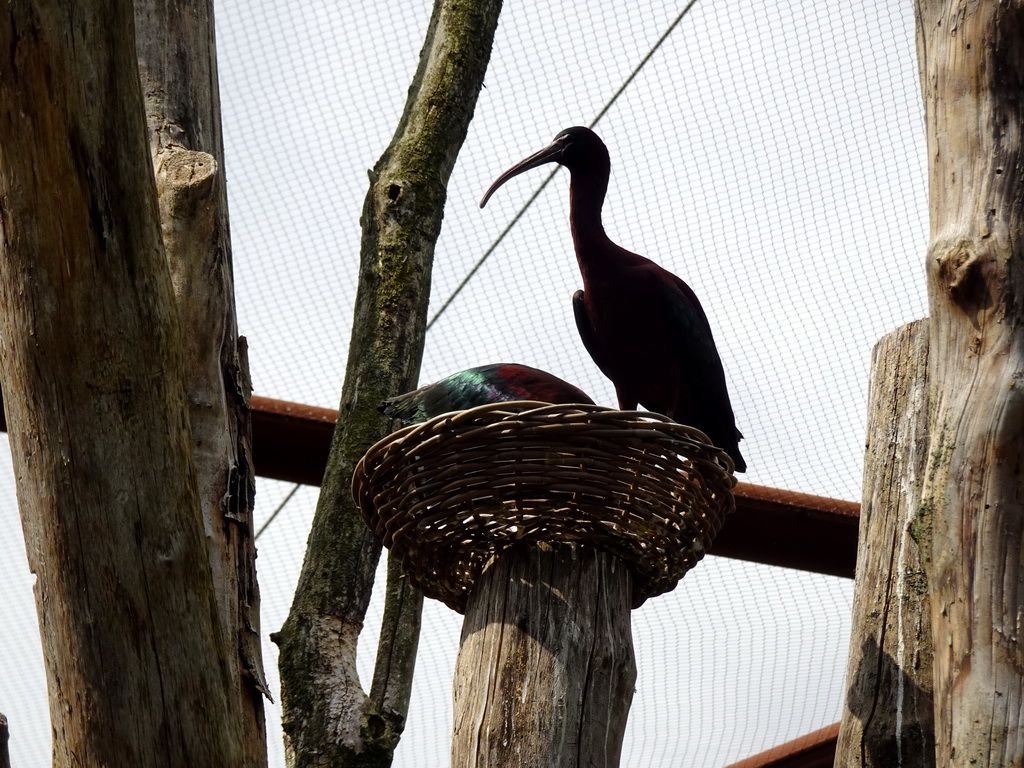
{"left": 353, "top": 402, "right": 736, "bottom": 612}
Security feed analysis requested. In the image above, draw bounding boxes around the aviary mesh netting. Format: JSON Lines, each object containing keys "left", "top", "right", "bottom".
{"left": 0, "top": 1, "right": 926, "bottom": 765}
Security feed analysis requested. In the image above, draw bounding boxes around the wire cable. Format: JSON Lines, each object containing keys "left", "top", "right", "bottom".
{"left": 425, "top": 0, "right": 700, "bottom": 331}
{"left": 255, "top": 482, "right": 301, "bottom": 540}
{"left": 259, "top": 1, "right": 701, "bottom": 537}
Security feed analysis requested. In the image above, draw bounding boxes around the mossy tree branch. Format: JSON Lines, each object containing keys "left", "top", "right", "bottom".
{"left": 274, "top": 1, "right": 502, "bottom": 766}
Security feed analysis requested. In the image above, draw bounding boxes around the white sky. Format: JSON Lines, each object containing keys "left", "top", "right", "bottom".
{"left": 0, "top": 1, "right": 927, "bottom": 765}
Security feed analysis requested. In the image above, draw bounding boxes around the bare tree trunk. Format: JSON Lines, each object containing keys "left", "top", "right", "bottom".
{"left": 835, "top": 319, "right": 934, "bottom": 767}
{"left": 451, "top": 544, "right": 636, "bottom": 768}
{"left": 914, "top": 2, "right": 1024, "bottom": 765}
{"left": 0, "top": 2, "right": 239, "bottom": 766}
{"left": 274, "top": 0, "right": 502, "bottom": 765}
{"left": 133, "top": 2, "right": 267, "bottom": 764}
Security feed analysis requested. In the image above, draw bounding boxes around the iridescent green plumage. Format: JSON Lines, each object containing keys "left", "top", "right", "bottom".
{"left": 379, "top": 363, "right": 594, "bottom": 425}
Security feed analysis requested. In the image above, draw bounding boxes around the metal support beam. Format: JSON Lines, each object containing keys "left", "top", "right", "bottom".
{"left": 246, "top": 396, "right": 860, "bottom": 578}
{"left": 0, "top": 389, "right": 860, "bottom": 576}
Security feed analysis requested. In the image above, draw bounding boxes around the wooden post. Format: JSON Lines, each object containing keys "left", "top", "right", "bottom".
{"left": 133, "top": 1, "right": 268, "bottom": 763}
{"left": 451, "top": 543, "right": 636, "bottom": 768}
{"left": 835, "top": 319, "right": 934, "bottom": 767}
{"left": 915, "top": 3, "right": 1024, "bottom": 765}
{"left": 0, "top": 1, "right": 239, "bottom": 764}
{"left": 353, "top": 408, "right": 731, "bottom": 768}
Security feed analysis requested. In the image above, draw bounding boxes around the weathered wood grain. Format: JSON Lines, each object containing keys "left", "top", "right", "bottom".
{"left": 451, "top": 543, "right": 636, "bottom": 768}
{"left": 0, "top": 2, "right": 239, "bottom": 764}
{"left": 0, "top": 713, "right": 8, "bottom": 768}
{"left": 835, "top": 319, "right": 934, "bottom": 767}
{"left": 915, "top": 2, "right": 1024, "bottom": 765}
{"left": 133, "top": 1, "right": 268, "bottom": 763}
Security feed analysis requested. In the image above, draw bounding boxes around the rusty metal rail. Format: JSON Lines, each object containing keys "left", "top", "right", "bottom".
{"left": 248, "top": 396, "right": 860, "bottom": 578}
{"left": 0, "top": 391, "right": 859, "bottom": 577}
{"left": 725, "top": 722, "right": 838, "bottom": 768}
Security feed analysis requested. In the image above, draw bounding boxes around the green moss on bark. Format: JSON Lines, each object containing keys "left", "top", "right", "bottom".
{"left": 276, "top": 2, "right": 503, "bottom": 766}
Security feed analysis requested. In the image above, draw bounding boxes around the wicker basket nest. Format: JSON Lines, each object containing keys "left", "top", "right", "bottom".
{"left": 352, "top": 401, "right": 737, "bottom": 612}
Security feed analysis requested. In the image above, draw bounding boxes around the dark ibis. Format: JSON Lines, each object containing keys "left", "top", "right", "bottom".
{"left": 480, "top": 126, "right": 746, "bottom": 471}
{"left": 379, "top": 363, "right": 595, "bottom": 425}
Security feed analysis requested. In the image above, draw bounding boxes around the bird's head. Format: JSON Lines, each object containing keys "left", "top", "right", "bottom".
{"left": 480, "top": 126, "right": 608, "bottom": 208}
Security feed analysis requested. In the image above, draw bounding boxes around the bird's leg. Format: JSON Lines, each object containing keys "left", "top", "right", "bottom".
{"left": 614, "top": 386, "right": 638, "bottom": 412}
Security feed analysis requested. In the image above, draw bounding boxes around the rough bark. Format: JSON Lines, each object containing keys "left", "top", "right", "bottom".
{"left": 914, "top": 2, "right": 1024, "bottom": 765}
{"left": 133, "top": 2, "right": 267, "bottom": 764}
{"left": 0, "top": 2, "right": 239, "bottom": 766}
{"left": 451, "top": 544, "right": 636, "bottom": 768}
{"left": 366, "top": 555, "right": 423, "bottom": 749}
{"left": 0, "top": 714, "right": 8, "bottom": 768}
{"left": 274, "top": 1, "right": 503, "bottom": 766}
{"left": 835, "top": 319, "right": 934, "bottom": 767}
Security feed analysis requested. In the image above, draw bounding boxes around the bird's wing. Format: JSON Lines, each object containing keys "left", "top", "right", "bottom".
{"left": 572, "top": 289, "right": 612, "bottom": 371}
{"left": 655, "top": 272, "right": 724, "bottom": 364}
{"left": 654, "top": 270, "right": 716, "bottom": 344}
{"left": 378, "top": 387, "right": 428, "bottom": 424}
{"left": 656, "top": 271, "right": 742, "bottom": 437}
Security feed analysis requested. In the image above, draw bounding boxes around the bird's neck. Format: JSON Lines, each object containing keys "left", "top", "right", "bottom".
{"left": 568, "top": 168, "right": 611, "bottom": 255}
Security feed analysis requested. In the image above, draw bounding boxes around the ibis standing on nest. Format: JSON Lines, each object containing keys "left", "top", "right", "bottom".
{"left": 480, "top": 127, "right": 746, "bottom": 472}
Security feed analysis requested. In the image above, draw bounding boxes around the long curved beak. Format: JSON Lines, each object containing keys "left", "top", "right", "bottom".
{"left": 479, "top": 138, "right": 566, "bottom": 208}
